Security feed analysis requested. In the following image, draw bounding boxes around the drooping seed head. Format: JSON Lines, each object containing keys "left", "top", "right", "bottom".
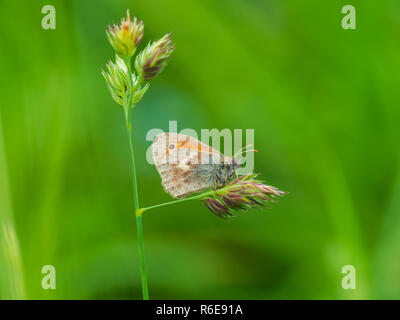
{"left": 202, "top": 174, "right": 286, "bottom": 219}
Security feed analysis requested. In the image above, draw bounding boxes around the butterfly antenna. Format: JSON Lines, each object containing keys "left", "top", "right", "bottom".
{"left": 234, "top": 144, "right": 253, "bottom": 158}
{"left": 234, "top": 144, "right": 257, "bottom": 158}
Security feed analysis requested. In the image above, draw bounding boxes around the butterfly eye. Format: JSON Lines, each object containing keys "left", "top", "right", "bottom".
{"left": 168, "top": 144, "right": 175, "bottom": 150}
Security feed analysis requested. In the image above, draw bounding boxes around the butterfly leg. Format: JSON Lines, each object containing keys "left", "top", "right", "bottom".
{"left": 213, "top": 176, "right": 218, "bottom": 196}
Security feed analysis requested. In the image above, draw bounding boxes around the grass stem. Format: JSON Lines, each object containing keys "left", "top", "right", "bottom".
{"left": 124, "top": 57, "right": 149, "bottom": 300}
{"left": 140, "top": 187, "right": 226, "bottom": 214}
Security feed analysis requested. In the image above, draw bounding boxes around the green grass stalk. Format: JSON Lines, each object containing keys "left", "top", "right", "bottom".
{"left": 124, "top": 58, "right": 149, "bottom": 300}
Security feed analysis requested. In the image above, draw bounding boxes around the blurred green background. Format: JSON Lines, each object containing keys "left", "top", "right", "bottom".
{"left": 1, "top": 0, "right": 400, "bottom": 299}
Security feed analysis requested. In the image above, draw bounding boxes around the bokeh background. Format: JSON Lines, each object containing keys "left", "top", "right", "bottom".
{"left": 1, "top": 0, "right": 400, "bottom": 299}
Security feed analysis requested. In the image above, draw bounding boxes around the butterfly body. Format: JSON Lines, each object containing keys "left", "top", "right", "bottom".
{"left": 152, "top": 133, "right": 240, "bottom": 198}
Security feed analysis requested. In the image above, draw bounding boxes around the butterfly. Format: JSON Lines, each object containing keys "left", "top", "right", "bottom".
{"left": 152, "top": 132, "right": 255, "bottom": 199}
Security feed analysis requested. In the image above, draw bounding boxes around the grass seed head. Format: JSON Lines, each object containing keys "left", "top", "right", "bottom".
{"left": 203, "top": 174, "right": 286, "bottom": 219}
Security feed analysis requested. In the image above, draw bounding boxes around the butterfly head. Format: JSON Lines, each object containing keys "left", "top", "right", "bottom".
{"left": 229, "top": 157, "right": 242, "bottom": 171}
{"left": 216, "top": 145, "right": 257, "bottom": 186}
{"left": 214, "top": 156, "right": 241, "bottom": 187}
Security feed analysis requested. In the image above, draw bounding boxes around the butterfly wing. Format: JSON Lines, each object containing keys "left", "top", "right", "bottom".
{"left": 152, "top": 133, "right": 224, "bottom": 198}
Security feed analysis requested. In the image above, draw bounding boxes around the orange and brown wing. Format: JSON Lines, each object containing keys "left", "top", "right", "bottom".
{"left": 152, "top": 133, "right": 222, "bottom": 198}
